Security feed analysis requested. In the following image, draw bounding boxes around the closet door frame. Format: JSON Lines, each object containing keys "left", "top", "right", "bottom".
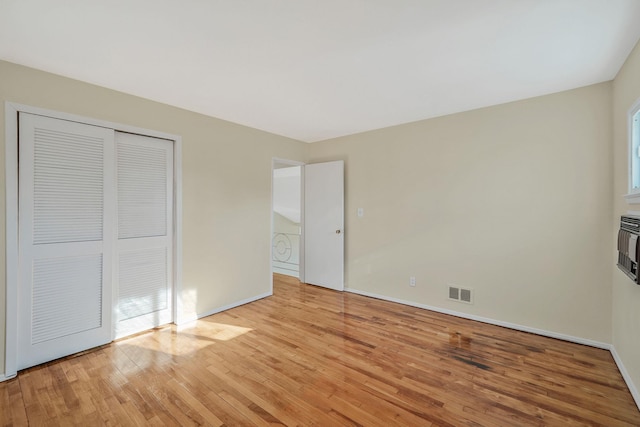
{"left": 4, "top": 102, "right": 183, "bottom": 379}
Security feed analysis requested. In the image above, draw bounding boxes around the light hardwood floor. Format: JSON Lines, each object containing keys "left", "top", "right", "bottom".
{"left": 1, "top": 273, "right": 639, "bottom": 426}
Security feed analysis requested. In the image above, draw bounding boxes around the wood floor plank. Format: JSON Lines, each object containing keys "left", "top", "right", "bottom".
{"left": 1, "top": 273, "right": 639, "bottom": 426}
{"left": 0, "top": 377, "right": 28, "bottom": 427}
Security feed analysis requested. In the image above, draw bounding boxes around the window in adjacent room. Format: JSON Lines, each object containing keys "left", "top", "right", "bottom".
{"left": 626, "top": 99, "right": 640, "bottom": 203}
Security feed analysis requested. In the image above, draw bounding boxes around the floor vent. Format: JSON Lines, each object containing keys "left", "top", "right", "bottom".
{"left": 448, "top": 285, "right": 473, "bottom": 304}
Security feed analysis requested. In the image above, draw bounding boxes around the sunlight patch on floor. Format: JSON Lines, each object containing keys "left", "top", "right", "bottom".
{"left": 118, "top": 321, "right": 253, "bottom": 358}
{"left": 190, "top": 321, "right": 253, "bottom": 342}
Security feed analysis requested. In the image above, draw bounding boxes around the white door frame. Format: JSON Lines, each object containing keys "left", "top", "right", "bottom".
{"left": 271, "top": 158, "right": 305, "bottom": 291}
{"left": 4, "top": 102, "right": 183, "bottom": 379}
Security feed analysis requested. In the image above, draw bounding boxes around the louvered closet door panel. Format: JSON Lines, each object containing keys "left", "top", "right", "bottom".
{"left": 32, "top": 255, "right": 103, "bottom": 344}
{"left": 118, "top": 248, "right": 167, "bottom": 319}
{"left": 33, "top": 128, "right": 104, "bottom": 244}
{"left": 18, "top": 113, "right": 114, "bottom": 370}
{"left": 115, "top": 132, "right": 173, "bottom": 339}
{"left": 118, "top": 142, "right": 168, "bottom": 238}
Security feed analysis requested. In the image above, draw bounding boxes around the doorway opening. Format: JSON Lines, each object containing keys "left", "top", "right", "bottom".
{"left": 272, "top": 159, "right": 304, "bottom": 282}
{"left": 271, "top": 158, "right": 344, "bottom": 292}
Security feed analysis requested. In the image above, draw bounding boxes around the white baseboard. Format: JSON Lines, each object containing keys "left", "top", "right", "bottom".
{"left": 177, "top": 292, "right": 272, "bottom": 327}
{"left": 610, "top": 346, "right": 640, "bottom": 410}
{"left": 345, "top": 287, "right": 610, "bottom": 349}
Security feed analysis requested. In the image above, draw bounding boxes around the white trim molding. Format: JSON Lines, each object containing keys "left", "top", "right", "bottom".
{"left": 626, "top": 97, "right": 640, "bottom": 203}
{"left": 610, "top": 346, "right": 640, "bottom": 411}
{"left": 623, "top": 192, "right": 640, "bottom": 205}
{"left": 4, "top": 102, "right": 19, "bottom": 379}
{"left": 173, "top": 137, "right": 184, "bottom": 325}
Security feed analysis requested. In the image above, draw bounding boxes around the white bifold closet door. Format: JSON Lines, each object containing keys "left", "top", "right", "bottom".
{"left": 17, "top": 114, "right": 174, "bottom": 370}
{"left": 18, "top": 113, "right": 115, "bottom": 370}
{"left": 114, "top": 132, "right": 173, "bottom": 339}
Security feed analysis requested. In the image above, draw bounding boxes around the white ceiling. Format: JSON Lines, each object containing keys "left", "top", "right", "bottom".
{"left": 1, "top": 1, "right": 640, "bottom": 142}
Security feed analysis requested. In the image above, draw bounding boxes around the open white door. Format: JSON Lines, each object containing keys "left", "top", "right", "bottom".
{"left": 304, "top": 160, "right": 344, "bottom": 291}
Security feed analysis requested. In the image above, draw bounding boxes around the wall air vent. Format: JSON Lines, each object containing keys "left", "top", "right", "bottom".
{"left": 448, "top": 285, "right": 473, "bottom": 304}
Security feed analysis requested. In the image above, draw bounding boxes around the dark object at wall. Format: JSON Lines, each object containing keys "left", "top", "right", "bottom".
{"left": 618, "top": 215, "right": 640, "bottom": 284}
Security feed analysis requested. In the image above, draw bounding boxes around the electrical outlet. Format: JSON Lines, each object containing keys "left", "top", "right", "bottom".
{"left": 409, "top": 276, "right": 416, "bottom": 287}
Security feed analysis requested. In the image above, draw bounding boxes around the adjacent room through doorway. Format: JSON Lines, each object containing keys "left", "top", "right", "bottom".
{"left": 272, "top": 161, "right": 302, "bottom": 279}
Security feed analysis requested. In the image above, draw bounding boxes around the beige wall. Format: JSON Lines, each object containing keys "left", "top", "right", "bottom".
{"left": 0, "top": 60, "right": 306, "bottom": 376}
{"left": 613, "top": 40, "right": 640, "bottom": 396}
{"left": 306, "top": 83, "right": 613, "bottom": 343}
